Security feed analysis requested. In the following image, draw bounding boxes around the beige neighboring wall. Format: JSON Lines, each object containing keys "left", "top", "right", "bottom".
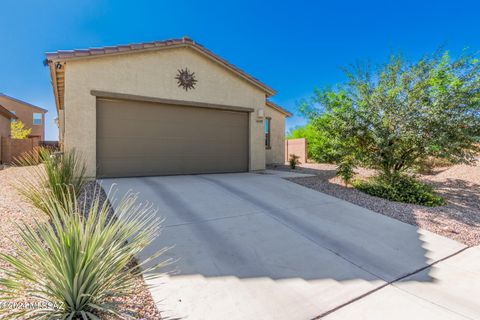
{"left": 0, "top": 115, "right": 10, "bottom": 139}
{"left": 62, "top": 47, "right": 268, "bottom": 177}
{"left": 265, "top": 104, "right": 286, "bottom": 165}
{"left": 0, "top": 115, "right": 11, "bottom": 163}
{"left": 285, "top": 138, "right": 308, "bottom": 164}
{"left": 0, "top": 95, "right": 46, "bottom": 140}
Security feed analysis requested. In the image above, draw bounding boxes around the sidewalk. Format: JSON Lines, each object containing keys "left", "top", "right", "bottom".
{"left": 323, "top": 246, "right": 480, "bottom": 319}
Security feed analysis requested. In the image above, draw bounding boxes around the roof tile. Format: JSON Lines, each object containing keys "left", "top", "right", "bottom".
{"left": 45, "top": 37, "right": 277, "bottom": 109}
{"left": 266, "top": 100, "right": 292, "bottom": 117}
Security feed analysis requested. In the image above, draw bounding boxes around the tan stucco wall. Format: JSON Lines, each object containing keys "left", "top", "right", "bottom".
{"left": 265, "top": 105, "right": 286, "bottom": 164}
{"left": 58, "top": 109, "right": 65, "bottom": 148}
{"left": 63, "top": 47, "right": 270, "bottom": 177}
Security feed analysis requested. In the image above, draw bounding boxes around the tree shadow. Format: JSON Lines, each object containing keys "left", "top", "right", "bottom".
{"left": 268, "top": 163, "right": 338, "bottom": 180}
{"left": 281, "top": 163, "right": 480, "bottom": 246}
{"left": 100, "top": 172, "right": 469, "bottom": 319}
{"left": 102, "top": 173, "right": 445, "bottom": 283}
{"left": 97, "top": 166, "right": 480, "bottom": 320}
{"left": 427, "top": 178, "right": 480, "bottom": 226}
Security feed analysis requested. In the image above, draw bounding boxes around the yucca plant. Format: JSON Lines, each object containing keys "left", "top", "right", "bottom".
{"left": 289, "top": 154, "right": 300, "bottom": 169}
{"left": 15, "top": 148, "right": 87, "bottom": 214}
{"left": 0, "top": 187, "right": 169, "bottom": 319}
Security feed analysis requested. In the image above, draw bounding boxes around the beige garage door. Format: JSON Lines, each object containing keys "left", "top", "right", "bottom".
{"left": 96, "top": 98, "right": 249, "bottom": 178}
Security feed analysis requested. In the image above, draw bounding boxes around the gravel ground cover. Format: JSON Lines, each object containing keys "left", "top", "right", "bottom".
{"left": 269, "top": 161, "right": 480, "bottom": 246}
{"left": 0, "top": 167, "right": 47, "bottom": 313}
{"left": 0, "top": 167, "right": 161, "bottom": 319}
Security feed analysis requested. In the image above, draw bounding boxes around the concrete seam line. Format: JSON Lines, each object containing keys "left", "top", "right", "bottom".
{"left": 163, "top": 200, "right": 340, "bottom": 230}
{"left": 312, "top": 246, "right": 472, "bottom": 319}
{"left": 163, "top": 211, "right": 264, "bottom": 229}
{"left": 392, "top": 280, "right": 476, "bottom": 320}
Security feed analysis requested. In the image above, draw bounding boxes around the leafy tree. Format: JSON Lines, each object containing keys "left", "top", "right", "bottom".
{"left": 302, "top": 50, "right": 480, "bottom": 179}
{"left": 11, "top": 120, "right": 32, "bottom": 139}
{"left": 287, "top": 120, "right": 340, "bottom": 163}
{"left": 337, "top": 156, "right": 356, "bottom": 186}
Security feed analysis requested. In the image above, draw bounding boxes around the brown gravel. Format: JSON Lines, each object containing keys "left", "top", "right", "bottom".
{"left": 0, "top": 167, "right": 161, "bottom": 319}
{"left": 80, "top": 181, "right": 161, "bottom": 320}
{"left": 0, "top": 166, "right": 47, "bottom": 265}
{"left": 269, "top": 161, "right": 480, "bottom": 246}
{"left": 0, "top": 166, "right": 47, "bottom": 318}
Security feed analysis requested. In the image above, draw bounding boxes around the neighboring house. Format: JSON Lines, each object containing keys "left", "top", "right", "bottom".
{"left": 46, "top": 37, "right": 292, "bottom": 178}
{"left": 0, "top": 104, "right": 17, "bottom": 163}
{"left": 0, "top": 93, "right": 48, "bottom": 140}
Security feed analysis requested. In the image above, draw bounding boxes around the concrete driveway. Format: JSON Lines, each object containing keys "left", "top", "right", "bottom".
{"left": 101, "top": 172, "right": 472, "bottom": 320}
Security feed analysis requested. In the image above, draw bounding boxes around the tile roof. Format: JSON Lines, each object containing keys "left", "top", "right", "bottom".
{"left": 266, "top": 100, "right": 292, "bottom": 117}
{"left": 0, "top": 93, "right": 48, "bottom": 112}
{"left": 0, "top": 103, "right": 17, "bottom": 120}
{"left": 46, "top": 37, "right": 276, "bottom": 97}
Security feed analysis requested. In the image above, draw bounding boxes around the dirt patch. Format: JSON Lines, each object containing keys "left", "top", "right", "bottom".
{"left": 271, "top": 162, "right": 480, "bottom": 246}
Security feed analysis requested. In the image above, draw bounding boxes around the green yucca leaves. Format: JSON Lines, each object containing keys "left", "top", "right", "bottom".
{"left": 0, "top": 186, "right": 169, "bottom": 319}
{"left": 15, "top": 148, "right": 87, "bottom": 215}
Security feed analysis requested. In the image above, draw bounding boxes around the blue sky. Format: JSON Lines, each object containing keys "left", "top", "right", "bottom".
{"left": 1, "top": 0, "right": 479, "bottom": 140}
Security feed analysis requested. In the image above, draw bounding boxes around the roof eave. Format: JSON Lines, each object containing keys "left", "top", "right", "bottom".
{"left": 45, "top": 39, "right": 276, "bottom": 97}
{"left": 0, "top": 93, "right": 48, "bottom": 113}
{"left": 0, "top": 104, "right": 17, "bottom": 119}
{"left": 266, "top": 100, "right": 292, "bottom": 117}
{"left": 48, "top": 63, "right": 62, "bottom": 111}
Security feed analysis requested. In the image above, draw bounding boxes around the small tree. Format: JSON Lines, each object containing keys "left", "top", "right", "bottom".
{"left": 337, "top": 156, "right": 356, "bottom": 186}
{"left": 288, "top": 121, "right": 341, "bottom": 163}
{"left": 11, "top": 120, "right": 32, "bottom": 139}
{"left": 302, "top": 50, "right": 480, "bottom": 179}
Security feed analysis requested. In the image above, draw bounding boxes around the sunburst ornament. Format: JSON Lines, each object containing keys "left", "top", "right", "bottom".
{"left": 175, "top": 68, "right": 197, "bottom": 91}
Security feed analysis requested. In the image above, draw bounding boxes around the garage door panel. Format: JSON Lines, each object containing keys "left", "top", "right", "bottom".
{"left": 97, "top": 135, "right": 247, "bottom": 157}
{"left": 98, "top": 116, "right": 246, "bottom": 140}
{"left": 98, "top": 154, "right": 247, "bottom": 177}
{"left": 98, "top": 119, "right": 234, "bottom": 138}
{"left": 98, "top": 101, "right": 247, "bottom": 126}
{"left": 96, "top": 99, "right": 249, "bottom": 177}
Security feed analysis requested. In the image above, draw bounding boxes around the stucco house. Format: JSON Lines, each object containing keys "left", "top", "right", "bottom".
{"left": 0, "top": 93, "right": 48, "bottom": 140}
{"left": 0, "top": 104, "right": 17, "bottom": 163}
{"left": 46, "top": 37, "right": 291, "bottom": 178}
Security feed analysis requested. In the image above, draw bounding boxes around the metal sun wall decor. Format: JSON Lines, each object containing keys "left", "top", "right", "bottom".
{"left": 175, "top": 68, "right": 197, "bottom": 91}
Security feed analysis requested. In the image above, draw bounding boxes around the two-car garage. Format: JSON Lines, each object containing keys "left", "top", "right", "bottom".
{"left": 96, "top": 96, "right": 250, "bottom": 178}
{"left": 47, "top": 37, "right": 291, "bottom": 178}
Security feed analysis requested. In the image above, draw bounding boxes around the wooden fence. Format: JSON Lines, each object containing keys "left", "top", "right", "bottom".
{"left": 1, "top": 137, "right": 40, "bottom": 164}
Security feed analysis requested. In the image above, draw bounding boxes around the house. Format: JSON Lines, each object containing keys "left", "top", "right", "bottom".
{"left": 0, "top": 104, "right": 17, "bottom": 163}
{"left": 0, "top": 93, "right": 48, "bottom": 140}
{"left": 46, "top": 37, "right": 292, "bottom": 178}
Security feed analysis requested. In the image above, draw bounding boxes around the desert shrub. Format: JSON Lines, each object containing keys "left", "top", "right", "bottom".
{"left": 336, "top": 157, "right": 356, "bottom": 186}
{"left": 0, "top": 187, "right": 168, "bottom": 319}
{"left": 287, "top": 117, "right": 341, "bottom": 163}
{"left": 353, "top": 174, "right": 446, "bottom": 206}
{"left": 300, "top": 50, "right": 480, "bottom": 178}
{"left": 289, "top": 154, "right": 300, "bottom": 169}
{"left": 13, "top": 146, "right": 51, "bottom": 166}
{"left": 15, "top": 148, "right": 87, "bottom": 213}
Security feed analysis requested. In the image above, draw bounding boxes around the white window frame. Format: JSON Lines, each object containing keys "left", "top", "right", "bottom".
{"left": 33, "top": 113, "right": 42, "bottom": 125}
